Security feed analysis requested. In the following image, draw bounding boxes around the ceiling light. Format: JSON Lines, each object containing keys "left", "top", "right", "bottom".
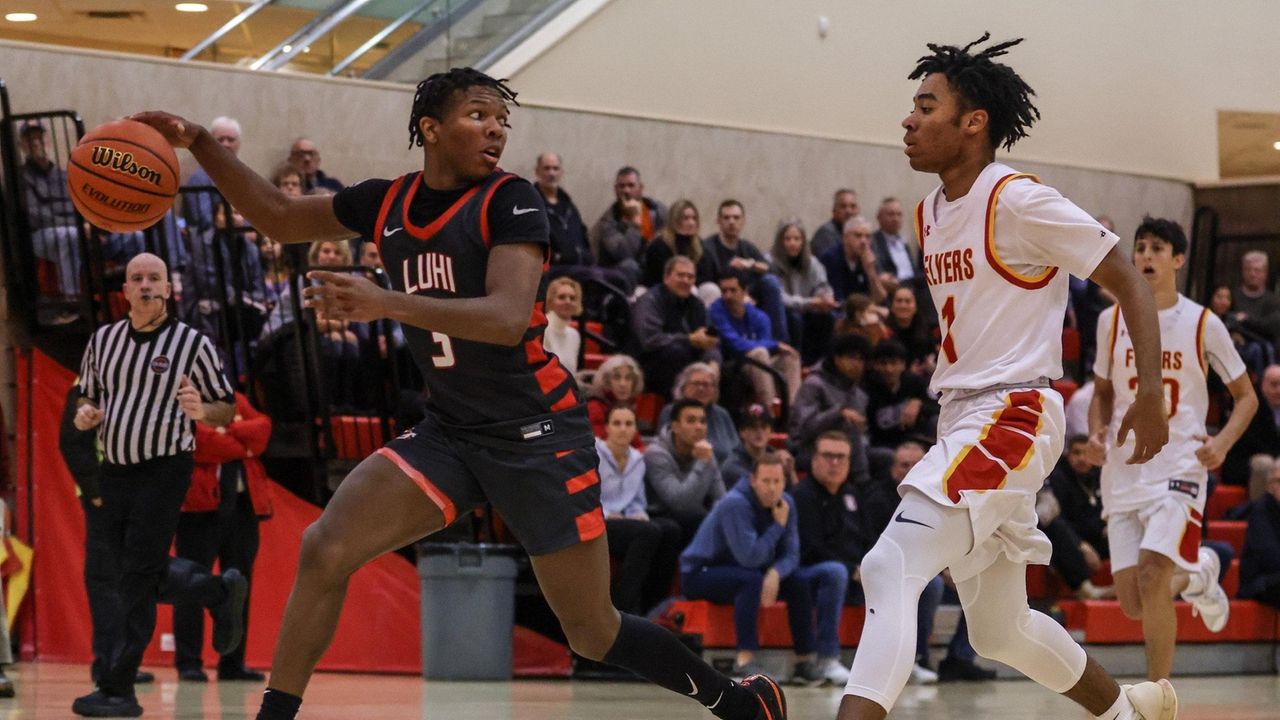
{"left": 282, "top": 44, "right": 293, "bottom": 53}
{"left": 302, "top": 46, "right": 311, "bottom": 53}
{"left": 175, "top": 3, "right": 208, "bottom": 12}
{"left": 1274, "top": 141, "right": 1280, "bottom": 151}
{"left": 4, "top": 12, "right": 37, "bottom": 22}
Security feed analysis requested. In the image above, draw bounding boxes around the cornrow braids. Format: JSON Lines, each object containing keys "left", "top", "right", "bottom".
{"left": 909, "top": 32, "right": 1040, "bottom": 151}
{"left": 407, "top": 67, "right": 519, "bottom": 148}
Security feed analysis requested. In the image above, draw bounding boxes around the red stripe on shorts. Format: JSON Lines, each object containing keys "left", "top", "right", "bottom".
{"left": 550, "top": 389, "right": 578, "bottom": 412}
{"left": 1180, "top": 509, "right": 1204, "bottom": 564}
{"left": 375, "top": 448, "right": 457, "bottom": 525}
{"left": 565, "top": 468, "right": 599, "bottom": 494}
{"left": 535, "top": 356, "right": 569, "bottom": 396}
{"left": 575, "top": 507, "right": 605, "bottom": 542}
{"left": 942, "top": 446, "right": 1009, "bottom": 503}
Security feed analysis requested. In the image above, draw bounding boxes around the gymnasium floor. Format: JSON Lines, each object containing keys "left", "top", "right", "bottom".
{"left": 8, "top": 663, "right": 1279, "bottom": 719}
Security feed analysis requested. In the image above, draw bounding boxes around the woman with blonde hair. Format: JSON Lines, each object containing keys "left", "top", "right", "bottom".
{"left": 588, "top": 354, "right": 646, "bottom": 449}
{"left": 640, "top": 199, "right": 716, "bottom": 292}
{"left": 544, "top": 276, "right": 583, "bottom": 374}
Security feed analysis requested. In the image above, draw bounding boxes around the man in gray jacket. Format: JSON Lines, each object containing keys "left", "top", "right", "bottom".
{"left": 789, "top": 333, "right": 873, "bottom": 482}
{"left": 588, "top": 166, "right": 667, "bottom": 291}
{"left": 644, "top": 399, "right": 725, "bottom": 544}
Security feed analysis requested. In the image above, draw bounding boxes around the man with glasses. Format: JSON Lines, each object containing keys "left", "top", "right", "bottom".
{"left": 288, "top": 137, "right": 344, "bottom": 194}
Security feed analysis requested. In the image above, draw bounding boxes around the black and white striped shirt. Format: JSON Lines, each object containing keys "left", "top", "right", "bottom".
{"left": 78, "top": 316, "right": 234, "bottom": 466}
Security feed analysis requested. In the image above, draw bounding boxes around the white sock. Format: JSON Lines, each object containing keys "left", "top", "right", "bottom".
{"left": 1095, "top": 688, "right": 1135, "bottom": 720}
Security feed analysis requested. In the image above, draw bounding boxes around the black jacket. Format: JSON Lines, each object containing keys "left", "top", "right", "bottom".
{"left": 791, "top": 476, "right": 873, "bottom": 575}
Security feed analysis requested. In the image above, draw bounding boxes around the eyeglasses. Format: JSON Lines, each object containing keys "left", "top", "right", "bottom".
{"left": 684, "top": 380, "right": 715, "bottom": 388}
{"left": 816, "top": 451, "right": 850, "bottom": 463}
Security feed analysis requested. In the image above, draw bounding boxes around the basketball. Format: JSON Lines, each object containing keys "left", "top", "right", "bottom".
{"left": 67, "top": 118, "right": 179, "bottom": 233}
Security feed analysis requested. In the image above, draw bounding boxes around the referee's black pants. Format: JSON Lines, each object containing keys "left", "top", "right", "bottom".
{"left": 173, "top": 467, "right": 260, "bottom": 674}
{"left": 92, "top": 454, "right": 229, "bottom": 698}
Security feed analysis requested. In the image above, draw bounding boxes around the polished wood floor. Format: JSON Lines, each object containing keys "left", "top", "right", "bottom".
{"left": 9, "top": 663, "right": 1278, "bottom": 718}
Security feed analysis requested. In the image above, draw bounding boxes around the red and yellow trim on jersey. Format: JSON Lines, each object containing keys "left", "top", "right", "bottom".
{"left": 984, "top": 173, "right": 1058, "bottom": 290}
{"left": 1195, "top": 307, "right": 1211, "bottom": 375}
{"left": 1177, "top": 506, "right": 1204, "bottom": 565}
{"left": 941, "top": 390, "right": 1045, "bottom": 503}
{"left": 1106, "top": 308, "right": 1122, "bottom": 379}
{"left": 914, "top": 199, "right": 926, "bottom": 254}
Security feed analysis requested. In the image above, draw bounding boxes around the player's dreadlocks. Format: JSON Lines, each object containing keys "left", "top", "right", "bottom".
{"left": 909, "top": 32, "right": 1040, "bottom": 152}
{"left": 408, "top": 67, "right": 519, "bottom": 148}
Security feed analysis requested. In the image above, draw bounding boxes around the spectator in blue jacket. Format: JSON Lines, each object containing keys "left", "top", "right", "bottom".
{"left": 680, "top": 455, "right": 848, "bottom": 684}
{"left": 1240, "top": 462, "right": 1280, "bottom": 608}
{"left": 597, "top": 405, "right": 682, "bottom": 614}
{"left": 708, "top": 274, "right": 802, "bottom": 410}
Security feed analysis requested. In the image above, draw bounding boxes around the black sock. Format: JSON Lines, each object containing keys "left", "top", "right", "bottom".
{"left": 256, "top": 688, "right": 302, "bottom": 720}
{"left": 602, "top": 613, "right": 756, "bottom": 720}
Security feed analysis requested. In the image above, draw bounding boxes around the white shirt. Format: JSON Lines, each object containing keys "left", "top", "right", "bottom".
{"left": 882, "top": 232, "right": 916, "bottom": 280}
{"left": 543, "top": 312, "right": 581, "bottom": 375}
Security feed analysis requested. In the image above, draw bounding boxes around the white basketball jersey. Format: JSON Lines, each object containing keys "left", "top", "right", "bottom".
{"left": 915, "top": 163, "right": 1119, "bottom": 396}
{"left": 1096, "top": 296, "right": 1247, "bottom": 514}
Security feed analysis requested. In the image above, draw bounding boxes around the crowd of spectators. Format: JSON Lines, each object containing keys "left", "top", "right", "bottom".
{"left": 18, "top": 118, "right": 1280, "bottom": 685}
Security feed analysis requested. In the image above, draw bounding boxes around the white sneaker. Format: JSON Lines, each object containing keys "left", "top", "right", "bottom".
{"left": 817, "top": 656, "right": 850, "bottom": 685}
{"left": 908, "top": 663, "right": 938, "bottom": 685}
{"left": 1184, "top": 547, "right": 1230, "bottom": 633}
{"left": 1122, "top": 678, "right": 1178, "bottom": 719}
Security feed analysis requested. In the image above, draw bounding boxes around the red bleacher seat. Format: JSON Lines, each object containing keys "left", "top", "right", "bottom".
{"left": 1061, "top": 327, "right": 1081, "bottom": 362}
{"left": 1224, "top": 558, "right": 1240, "bottom": 598}
{"left": 1207, "top": 520, "right": 1247, "bottom": 555}
{"left": 1207, "top": 485, "right": 1248, "bottom": 520}
{"left": 582, "top": 353, "right": 607, "bottom": 370}
{"left": 634, "top": 392, "right": 664, "bottom": 432}
{"left": 1059, "top": 599, "right": 1279, "bottom": 644}
{"left": 668, "top": 600, "right": 867, "bottom": 648}
{"left": 330, "top": 415, "right": 383, "bottom": 460}
{"left": 572, "top": 320, "right": 606, "bottom": 355}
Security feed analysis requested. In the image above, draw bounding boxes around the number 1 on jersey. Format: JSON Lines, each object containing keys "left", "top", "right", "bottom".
{"left": 940, "top": 295, "right": 958, "bottom": 363}
{"left": 431, "top": 332, "right": 455, "bottom": 368}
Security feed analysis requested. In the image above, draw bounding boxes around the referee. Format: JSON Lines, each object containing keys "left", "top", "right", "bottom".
{"left": 72, "top": 253, "right": 248, "bottom": 719}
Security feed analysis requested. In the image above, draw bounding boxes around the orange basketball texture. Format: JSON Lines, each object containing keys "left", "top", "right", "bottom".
{"left": 67, "top": 119, "right": 179, "bottom": 233}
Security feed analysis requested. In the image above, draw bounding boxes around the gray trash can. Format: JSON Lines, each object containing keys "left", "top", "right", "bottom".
{"left": 418, "top": 543, "right": 519, "bottom": 680}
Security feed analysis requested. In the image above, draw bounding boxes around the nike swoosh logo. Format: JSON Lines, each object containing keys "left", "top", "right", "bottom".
{"left": 382, "top": 226, "right": 402, "bottom": 237}
{"left": 706, "top": 691, "right": 723, "bottom": 709}
{"left": 512, "top": 206, "right": 540, "bottom": 215}
{"left": 894, "top": 511, "right": 934, "bottom": 529}
{"left": 684, "top": 673, "right": 698, "bottom": 696}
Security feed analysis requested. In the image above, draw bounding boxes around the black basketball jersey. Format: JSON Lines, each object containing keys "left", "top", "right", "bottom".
{"left": 356, "top": 170, "right": 588, "bottom": 443}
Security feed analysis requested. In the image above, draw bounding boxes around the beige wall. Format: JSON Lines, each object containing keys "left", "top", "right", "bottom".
{"left": 505, "top": 0, "right": 1280, "bottom": 184}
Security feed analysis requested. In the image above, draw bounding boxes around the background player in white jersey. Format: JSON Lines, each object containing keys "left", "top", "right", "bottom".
{"left": 837, "top": 34, "right": 1177, "bottom": 720}
{"left": 1087, "top": 217, "right": 1257, "bottom": 681}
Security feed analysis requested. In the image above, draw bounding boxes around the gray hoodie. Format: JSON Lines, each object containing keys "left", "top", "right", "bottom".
{"left": 643, "top": 427, "right": 726, "bottom": 516}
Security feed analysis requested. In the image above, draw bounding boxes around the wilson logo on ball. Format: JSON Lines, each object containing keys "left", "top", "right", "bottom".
{"left": 90, "top": 146, "right": 165, "bottom": 187}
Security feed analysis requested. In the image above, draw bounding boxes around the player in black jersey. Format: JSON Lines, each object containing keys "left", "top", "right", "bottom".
{"left": 134, "top": 69, "right": 785, "bottom": 720}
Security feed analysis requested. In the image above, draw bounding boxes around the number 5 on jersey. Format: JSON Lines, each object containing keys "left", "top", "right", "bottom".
{"left": 940, "top": 295, "right": 958, "bottom": 363}
{"left": 431, "top": 332, "right": 455, "bottom": 368}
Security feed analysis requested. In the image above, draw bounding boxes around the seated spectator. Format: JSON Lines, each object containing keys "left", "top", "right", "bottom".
{"left": 589, "top": 166, "right": 666, "bottom": 291}
{"left": 1064, "top": 379, "right": 1095, "bottom": 439}
{"left": 644, "top": 399, "right": 725, "bottom": 544}
{"left": 289, "top": 137, "right": 344, "bottom": 193}
{"left": 769, "top": 218, "right": 839, "bottom": 364}
{"left": 19, "top": 120, "right": 82, "bottom": 313}
{"left": 308, "top": 239, "right": 361, "bottom": 409}
{"left": 658, "top": 363, "right": 743, "bottom": 473}
{"left": 174, "top": 391, "right": 273, "bottom": 682}
{"left": 182, "top": 203, "right": 270, "bottom": 368}
{"left": 641, "top": 199, "right": 716, "bottom": 294}
{"left": 543, "top": 276, "right": 583, "bottom": 374}
{"left": 834, "top": 292, "right": 887, "bottom": 346}
{"left": 810, "top": 188, "right": 859, "bottom": 259}
{"left": 1233, "top": 251, "right": 1280, "bottom": 346}
{"left": 790, "top": 333, "right": 872, "bottom": 477}
{"left": 703, "top": 200, "right": 790, "bottom": 342}
{"left": 1039, "top": 436, "right": 1112, "bottom": 600}
{"left": 722, "top": 404, "right": 797, "bottom": 489}
{"left": 871, "top": 197, "right": 924, "bottom": 298}
{"left": 820, "top": 216, "right": 886, "bottom": 305}
{"left": 791, "top": 431, "right": 874, "bottom": 607}
{"left": 587, "top": 354, "right": 645, "bottom": 448}
{"left": 1212, "top": 283, "right": 1275, "bottom": 377}
{"left": 884, "top": 286, "right": 936, "bottom": 376}
{"left": 534, "top": 152, "right": 595, "bottom": 277}
{"left": 596, "top": 405, "right": 683, "bottom": 615}
{"left": 680, "top": 455, "right": 848, "bottom": 684}
{"left": 631, "top": 257, "right": 721, "bottom": 397}
{"left": 865, "top": 339, "right": 938, "bottom": 449}
{"left": 1223, "top": 364, "right": 1280, "bottom": 485}
{"left": 183, "top": 116, "right": 242, "bottom": 232}
{"left": 355, "top": 241, "right": 418, "bottom": 392}
{"left": 1239, "top": 461, "right": 1280, "bottom": 608}
{"left": 708, "top": 274, "right": 801, "bottom": 411}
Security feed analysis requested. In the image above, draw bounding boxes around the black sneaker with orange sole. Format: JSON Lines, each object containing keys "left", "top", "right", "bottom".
{"left": 740, "top": 673, "right": 787, "bottom": 720}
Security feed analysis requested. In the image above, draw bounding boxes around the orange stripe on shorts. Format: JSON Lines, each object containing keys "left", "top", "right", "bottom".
{"left": 375, "top": 448, "right": 457, "bottom": 525}
{"left": 575, "top": 507, "right": 605, "bottom": 542}
{"left": 565, "top": 468, "right": 599, "bottom": 494}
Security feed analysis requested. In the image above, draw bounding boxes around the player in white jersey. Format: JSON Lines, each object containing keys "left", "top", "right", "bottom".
{"left": 1088, "top": 217, "right": 1257, "bottom": 681}
{"left": 837, "top": 35, "right": 1178, "bottom": 720}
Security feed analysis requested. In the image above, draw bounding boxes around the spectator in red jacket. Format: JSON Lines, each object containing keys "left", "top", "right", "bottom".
{"left": 587, "top": 354, "right": 646, "bottom": 449}
{"left": 174, "top": 392, "right": 274, "bottom": 682}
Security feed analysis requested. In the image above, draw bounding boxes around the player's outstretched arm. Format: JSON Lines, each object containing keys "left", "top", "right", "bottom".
{"left": 305, "top": 242, "right": 543, "bottom": 346}
{"left": 1090, "top": 246, "right": 1167, "bottom": 463}
{"left": 130, "top": 111, "right": 353, "bottom": 246}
